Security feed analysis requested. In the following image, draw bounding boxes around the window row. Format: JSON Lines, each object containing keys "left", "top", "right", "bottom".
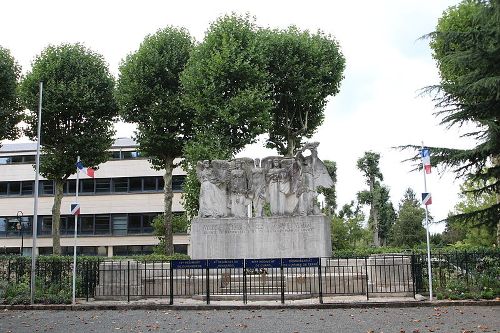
{"left": 0, "top": 212, "right": 185, "bottom": 237}
{"left": 0, "top": 150, "right": 145, "bottom": 165}
{"left": 0, "top": 155, "right": 36, "bottom": 165}
{"left": 0, "top": 175, "right": 185, "bottom": 196}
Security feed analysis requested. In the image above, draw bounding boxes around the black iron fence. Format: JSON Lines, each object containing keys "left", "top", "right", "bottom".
{"left": 0, "top": 250, "right": 498, "bottom": 304}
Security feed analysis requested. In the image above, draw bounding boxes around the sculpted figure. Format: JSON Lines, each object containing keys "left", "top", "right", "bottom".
{"left": 250, "top": 158, "right": 266, "bottom": 217}
{"left": 295, "top": 142, "right": 334, "bottom": 215}
{"left": 196, "top": 160, "right": 229, "bottom": 218}
{"left": 229, "top": 159, "right": 249, "bottom": 218}
{"left": 265, "top": 158, "right": 289, "bottom": 216}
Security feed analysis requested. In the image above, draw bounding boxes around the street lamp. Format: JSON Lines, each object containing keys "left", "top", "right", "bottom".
{"left": 16, "top": 211, "right": 24, "bottom": 256}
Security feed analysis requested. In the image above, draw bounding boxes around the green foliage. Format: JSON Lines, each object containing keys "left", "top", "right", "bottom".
{"left": 152, "top": 213, "right": 189, "bottom": 255}
{"left": 116, "top": 26, "right": 195, "bottom": 255}
{"left": 181, "top": 13, "right": 272, "bottom": 154}
{"left": 20, "top": 43, "right": 117, "bottom": 180}
{"left": 0, "top": 46, "right": 23, "bottom": 145}
{"left": 357, "top": 151, "right": 395, "bottom": 246}
{"left": 319, "top": 160, "right": 337, "bottom": 215}
{"left": 19, "top": 43, "right": 117, "bottom": 254}
{"left": 401, "top": 0, "right": 500, "bottom": 239}
{"left": 390, "top": 188, "right": 427, "bottom": 247}
{"left": 116, "top": 26, "right": 195, "bottom": 170}
{"left": 443, "top": 178, "right": 497, "bottom": 247}
{"left": 260, "top": 26, "right": 345, "bottom": 156}
{"left": 331, "top": 201, "right": 370, "bottom": 250}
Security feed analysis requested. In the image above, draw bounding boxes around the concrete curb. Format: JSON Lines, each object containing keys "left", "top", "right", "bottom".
{"left": 1, "top": 300, "right": 498, "bottom": 311}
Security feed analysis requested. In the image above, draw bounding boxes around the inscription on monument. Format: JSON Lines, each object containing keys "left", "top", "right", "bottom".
{"left": 201, "top": 220, "right": 313, "bottom": 235}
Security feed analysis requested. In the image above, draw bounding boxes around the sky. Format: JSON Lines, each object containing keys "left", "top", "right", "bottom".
{"left": 1, "top": 0, "right": 470, "bottom": 233}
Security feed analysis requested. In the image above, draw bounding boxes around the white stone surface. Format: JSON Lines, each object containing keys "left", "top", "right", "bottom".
{"left": 190, "top": 215, "right": 332, "bottom": 259}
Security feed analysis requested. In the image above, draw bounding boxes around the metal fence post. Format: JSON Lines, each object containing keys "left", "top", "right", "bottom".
{"left": 280, "top": 262, "right": 285, "bottom": 304}
{"left": 206, "top": 265, "right": 210, "bottom": 305}
{"left": 318, "top": 258, "right": 323, "bottom": 304}
{"left": 86, "top": 260, "right": 90, "bottom": 302}
{"left": 411, "top": 253, "right": 416, "bottom": 299}
{"left": 169, "top": 261, "right": 174, "bottom": 305}
{"left": 243, "top": 262, "right": 247, "bottom": 304}
{"left": 364, "top": 256, "right": 369, "bottom": 301}
{"left": 127, "top": 260, "right": 130, "bottom": 303}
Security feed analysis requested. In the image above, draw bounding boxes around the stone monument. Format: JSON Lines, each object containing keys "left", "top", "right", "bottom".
{"left": 190, "top": 142, "right": 333, "bottom": 259}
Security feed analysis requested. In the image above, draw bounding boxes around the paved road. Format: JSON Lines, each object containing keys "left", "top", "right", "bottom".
{"left": 0, "top": 306, "right": 498, "bottom": 333}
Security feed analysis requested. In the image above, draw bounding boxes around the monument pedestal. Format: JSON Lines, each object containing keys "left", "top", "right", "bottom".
{"left": 190, "top": 215, "right": 332, "bottom": 259}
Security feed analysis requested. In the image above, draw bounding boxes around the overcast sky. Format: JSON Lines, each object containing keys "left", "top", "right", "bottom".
{"left": 1, "top": 0, "right": 469, "bottom": 233}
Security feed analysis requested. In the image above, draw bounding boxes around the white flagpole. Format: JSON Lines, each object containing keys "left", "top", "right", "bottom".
{"left": 72, "top": 156, "right": 80, "bottom": 305}
{"left": 422, "top": 142, "right": 433, "bottom": 301}
{"left": 30, "top": 81, "right": 43, "bottom": 304}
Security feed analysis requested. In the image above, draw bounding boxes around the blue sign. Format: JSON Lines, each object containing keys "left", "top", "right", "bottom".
{"left": 282, "top": 257, "right": 319, "bottom": 268}
{"left": 245, "top": 258, "right": 281, "bottom": 269}
{"left": 171, "top": 260, "right": 207, "bottom": 269}
{"left": 208, "top": 259, "right": 244, "bottom": 269}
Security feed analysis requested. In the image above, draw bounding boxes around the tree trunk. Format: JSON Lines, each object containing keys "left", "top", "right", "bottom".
{"left": 494, "top": 155, "right": 500, "bottom": 247}
{"left": 370, "top": 178, "right": 380, "bottom": 247}
{"left": 286, "top": 136, "right": 295, "bottom": 157}
{"left": 52, "top": 179, "right": 64, "bottom": 255}
{"left": 163, "top": 157, "right": 175, "bottom": 255}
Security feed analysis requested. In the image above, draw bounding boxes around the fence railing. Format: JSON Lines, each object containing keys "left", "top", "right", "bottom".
{"left": 1, "top": 251, "right": 498, "bottom": 304}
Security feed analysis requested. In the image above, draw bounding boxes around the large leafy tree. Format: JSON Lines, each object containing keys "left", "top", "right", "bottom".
{"left": 0, "top": 46, "right": 23, "bottom": 145}
{"left": 443, "top": 179, "right": 497, "bottom": 247}
{"left": 20, "top": 44, "right": 117, "bottom": 254}
{"left": 260, "top": 27, "right": 345, "bottom": 156}
{"left": 180, "top": 14, "right": 272, "bottom": 216}
{"left": 357, "top": 151, "right": 396, "bottom": 246}
{"left": 331, "top": 201, "right": 368, "bottom": 250}
{"left": 181, "top": 14, "right": 272, "bottom": 153}
{"left": 402, "top": 0, "right": 499, "bottom": 244}
{"left": 357, "top": 151, "right": 384, "bottom": 246}
{"left": 116, "top": 27, "right": 195, "bottom": 255}
{"left": 390, "top": 188, "right": 427, "bottom": 248}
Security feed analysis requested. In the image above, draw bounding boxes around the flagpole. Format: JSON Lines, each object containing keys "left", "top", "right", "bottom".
{"left": 72, "top": 156, "right": 80, "bottom": 305}
{"left": 30, "top": 81, "right": 43, "bottom": 304}
{"left": 422, "top": 142, "right": 433, "bottom": 301}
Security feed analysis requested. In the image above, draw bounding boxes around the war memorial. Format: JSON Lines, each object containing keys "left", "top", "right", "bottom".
{"left": 190, "top": 142, "right": 333, "bottom": 259}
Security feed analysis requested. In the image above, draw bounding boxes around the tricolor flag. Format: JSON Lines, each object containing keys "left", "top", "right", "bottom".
{"left": 76, "top": 161, "right": 95, "bottom": 178}
{"left": 422, "top": 192, "right": 432, "bottom": 206}
{"left": 421, "top": 148, "right": 431, "bottom": 174}
{"left": 70, "top": 203, "right": 80, "bottom": 215}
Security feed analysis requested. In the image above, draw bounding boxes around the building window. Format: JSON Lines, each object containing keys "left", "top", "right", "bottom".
{"left": 95, "top": 178, "right": 111, "bottom": 193}
{"left": 80, "top": 179, "right": 94, "bottom": 193}
{"left": 94, "top": 215, "right": 110, "bottom": 234}
{"left": 41, "top": 180, "right": 54, "bottom": 195}
{"left": 8, "top": 182, "right": 20, "bottom": 196}
{"left": 129, "top": 177, "right": 142, "bottom": 192}
{"left": 80, "top": 216, "right": 94, "bottom": 235}
{"left": 143, "top": 177, "right": 157, "bottom": 191}
{"left": 113, "top": 178, "right": 128, "bottom": 192}
{"left": 21, "top": 181, "right": 33, "bottom": 195}
{"left": 0, "top": 182, "right": 7, "bottom": 195}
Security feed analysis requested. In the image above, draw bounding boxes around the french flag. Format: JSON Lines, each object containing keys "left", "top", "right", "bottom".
{"left": 76, "top": 161, "right": 95, "bottom": 178}
{"left": 421, "top": 148, "right": 431, "bottom": 174}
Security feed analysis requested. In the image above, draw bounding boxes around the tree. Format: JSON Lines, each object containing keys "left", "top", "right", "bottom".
{"left": 260, "top": 27, "right": 345, "bottom": 156}
{"left": 180, "top": 14, "right": 273, "bottom": 216}
{"left": 181, "top": 14, "right": 272, "bottom": 154}
{"left": 402, "top": 0, "right": 499, "bottom": 245}
{"left": 331, "top": 201, "right": 368, "bottom": 250}
{"left": 116, "top": 27, "right": 195, "bottom": 255}
{"left": 390, "top": 188, "right": 426, "bottom": 248}
{"left": 20, "top": 44, "right": 117, "bottom": 254}
{"left": 0, "top": 46, "right": 23, "bottom": 145}
{"left": 443, "top": 178, "right": 497, "bottom": 247}
{"left": 356, "top": 151, "right": 384, "bottom": 246}
{"left": 319, "top": 160, "right": 337, "bottom": 216}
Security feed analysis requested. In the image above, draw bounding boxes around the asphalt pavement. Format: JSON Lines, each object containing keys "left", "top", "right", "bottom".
{"left": 1, "top": 305, "right": 498, "bottom": 333}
